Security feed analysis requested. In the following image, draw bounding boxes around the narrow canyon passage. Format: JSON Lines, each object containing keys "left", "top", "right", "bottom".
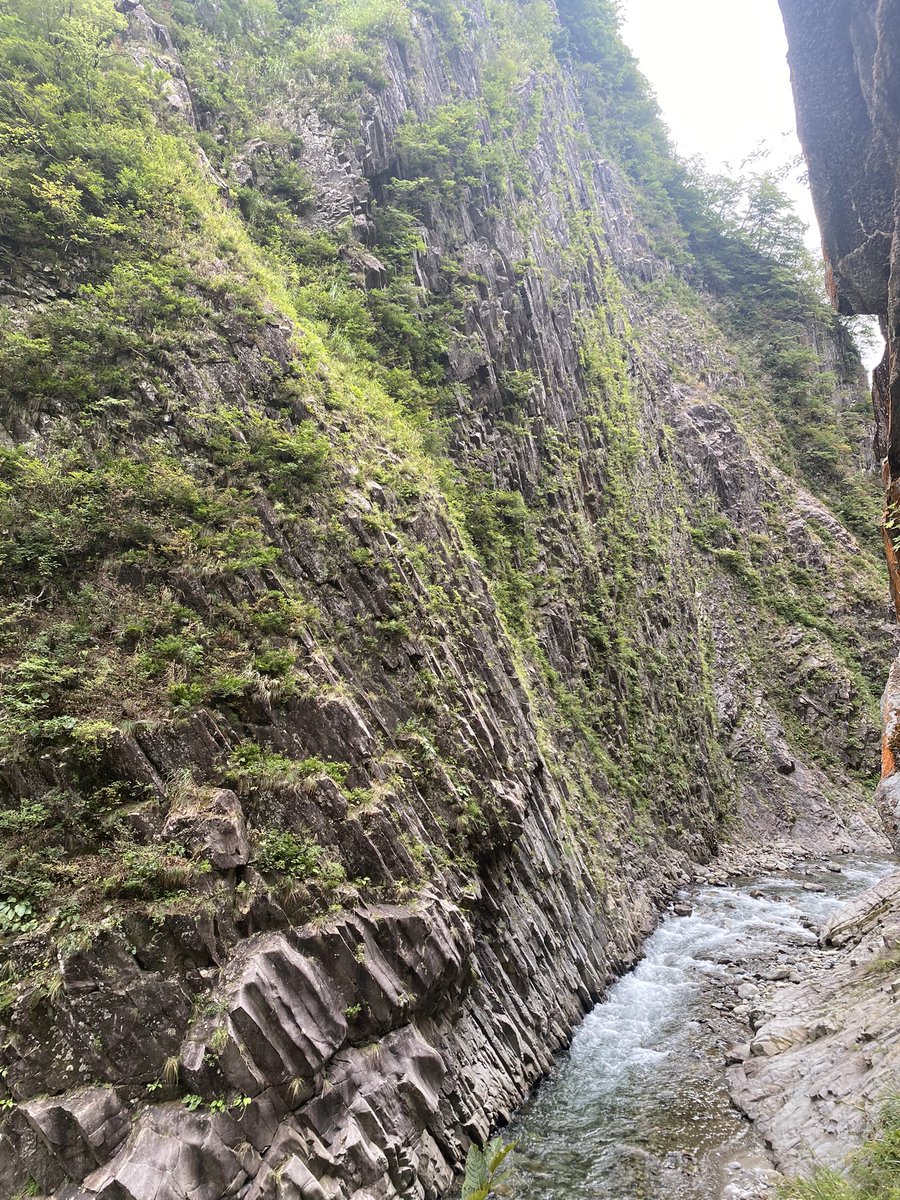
{"left": 498, "top": 855, "right": 898, "bottom": 1200}
{"left": 5, "top": 1, "right": 900, "bottom": 1196}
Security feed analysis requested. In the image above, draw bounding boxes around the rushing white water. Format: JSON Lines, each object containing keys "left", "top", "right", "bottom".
{"left": 499, "top": 853, "right": 897, "bottom": 1200}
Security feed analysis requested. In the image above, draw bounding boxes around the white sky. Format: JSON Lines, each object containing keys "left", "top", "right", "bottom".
{"left": 619, "top": 0, "right": 884, "bottom": 369}
{"left": 620, "top": 0, "right": 817, "bottom": 240}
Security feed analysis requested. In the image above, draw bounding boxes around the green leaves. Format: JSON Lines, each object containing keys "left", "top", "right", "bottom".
{"left": 0, "top": 0, "right": 199, "bottom": 270}
{"left": 0, "top": 897, "right": 38, "bottom": 936}
{"left": 0, "top": 444, "right": 272, "bottom": 591}
{"left": 461, "top": 1138, "right": 516, "bottom": 1200}
{"left": 394, "top": 102, "right": 488, "bottom": 202}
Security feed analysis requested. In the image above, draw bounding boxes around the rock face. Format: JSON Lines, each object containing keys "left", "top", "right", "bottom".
{"left": 0, "top": 1, "right": 894, "bottom": 1197}
{"left": 729, "top": 872, "right": 900, "bottom": 1173}
{"left": 780, "top": 0, "right": 900, "bottom": 847}
{"left": 162, "top": 788, "right": 250, "bottom": 870}
{"left": 779, "top": 1, "right": 900, "bottom": 319}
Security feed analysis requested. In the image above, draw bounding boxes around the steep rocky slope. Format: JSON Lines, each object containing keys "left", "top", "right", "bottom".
{"left": 0, "top": 1, "right": 893, "bottom": 1197}
{"left": 779, "top": 0, "right": 900, "bottom": 843}
{"left": 703, "top": 2, "right": 900, "bottom": 1181}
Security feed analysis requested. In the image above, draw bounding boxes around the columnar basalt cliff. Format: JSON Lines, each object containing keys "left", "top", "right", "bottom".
{"left": 0, "top": 2, "right": 894, "bottom": 1197}
{"left": 779, "top": 0, "right": 900, "bottom": 849}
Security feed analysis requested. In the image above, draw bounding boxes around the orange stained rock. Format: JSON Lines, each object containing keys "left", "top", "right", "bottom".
{"left": 882, "top": 733, "right": 896, "bottom": 780}
{"left": 882, "top": 521, "right": 900, "bottom": 621}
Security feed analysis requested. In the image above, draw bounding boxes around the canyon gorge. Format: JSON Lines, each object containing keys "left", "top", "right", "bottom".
{"left": 1, "top": 0, "right": 900, "bottom": 1197}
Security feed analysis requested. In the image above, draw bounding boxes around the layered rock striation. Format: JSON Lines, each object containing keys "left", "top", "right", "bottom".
{"left": 780, "top": 0, "right": 900, "bottom": 844}
{"left": 0, "top": 1, "right": 894, "bottom": 1197}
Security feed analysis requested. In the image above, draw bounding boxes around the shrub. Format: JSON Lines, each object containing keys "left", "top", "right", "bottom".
{"left": 225, "top": 744, "right": 349, "bottom": 792}
{"left": 103, "top": 843, "right": 207, "bottom": 899}
{"left": 253, "top": 829, "right": 344, "bottom": 887}
{"left": 0, "top": 898, "right": 38, "bottom": 937}
{"left": 395, "top": 102, "right": 488, "bottom": 201}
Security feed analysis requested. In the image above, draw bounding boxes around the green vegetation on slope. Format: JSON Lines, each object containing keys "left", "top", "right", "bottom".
{"left": 0, "top": 0, "right": 885, "bottom": 956}
{"left": 781, "top": 1100, "right": 900, "bottom": 1200}
{"left": 0, "top": 0, "right": 455, "bottom": 936}
{"left": 554, "top": 1, "right": 876, "bottom": 533}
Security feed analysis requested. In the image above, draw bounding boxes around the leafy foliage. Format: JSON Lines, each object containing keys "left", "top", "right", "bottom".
{"left": 0, "top": 898, "right": 38, "bottom": 936}
{"left": 0, "top": 0, "right": 882, "bottom": 964}
{"left": 395, "top": 101, "right": 488, "bottom": 201}
{"left": 462, "top": 1138, "right": 516, "bottom": 1200}
{"left": 253, "top": 829, "right": 344, "bottom": 887}
{"left": 554, "top": 0, "right": 679, "bottom": 238}
{"left": 0, "top": 0, "right": 200, "bottom": 272}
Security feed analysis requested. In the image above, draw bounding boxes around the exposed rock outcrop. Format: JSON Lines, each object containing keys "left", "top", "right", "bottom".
{"left": 0, "top": 2, "right": 893, "bottom": 1197}
{"left": 781, "top": 0, "right": 900, "bottom": 848}
{"left": 729, "top": 871, "right": 900, "bottom": 1172}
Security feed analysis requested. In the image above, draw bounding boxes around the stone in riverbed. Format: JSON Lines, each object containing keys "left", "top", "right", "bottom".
{"left": 725, "top": 1043, "right": 752, "bottom": 1065}
{"left": 673, "top": 902, "right": 693, "bottom": 917}
{"left": 749, "top": 1021, "right": 808, "bottom": 1057}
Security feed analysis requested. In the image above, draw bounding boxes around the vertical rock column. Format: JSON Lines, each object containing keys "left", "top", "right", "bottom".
{"left": 780, "top": 0, "right": 900, "bottom": 844}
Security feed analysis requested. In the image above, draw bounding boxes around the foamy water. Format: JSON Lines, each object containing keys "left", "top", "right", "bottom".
{"left": 499, "top": 854, "right": 897, "bottom": 1200}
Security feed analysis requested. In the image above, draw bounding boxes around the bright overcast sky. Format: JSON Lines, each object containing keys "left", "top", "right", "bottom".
{"left": 619, "top": 0, "right": 884, "bottom": 368}
{"left": 620, "top": 0, "right": 816, "bottom": 234}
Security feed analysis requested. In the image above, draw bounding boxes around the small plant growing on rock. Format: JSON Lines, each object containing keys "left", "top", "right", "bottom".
{"left": 209, "top": 1025, "right": 229, "bottom": 1053}
{"left": 225, "top": 744, "right": 349, "bottom": 795}
{"left": 162, "top": 1056, "right": 181, "bottom": 1086}
{"left": 780, "top": 1097, "right": 900, "bottom": 1198}
{"left": 462, "top": 1138, "right": 515, "bottom": 1200}
{"left": 0, "top": 898, "right": 37, "bottom": 937}
{"left": 254, "top": 829, "right": 334, "bottom": 880}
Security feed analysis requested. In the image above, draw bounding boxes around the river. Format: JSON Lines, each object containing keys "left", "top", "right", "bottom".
{"left": 498, "top": 853, "right": 897, "bottom": 1200}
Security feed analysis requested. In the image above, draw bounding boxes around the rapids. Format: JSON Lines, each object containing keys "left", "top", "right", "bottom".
{"left": 499, "top": 854, "right": 897, "bottom": 1200}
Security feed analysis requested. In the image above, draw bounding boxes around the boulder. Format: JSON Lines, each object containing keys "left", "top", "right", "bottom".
{"left": 163, "top": 788, "right": 249, "bottom": 869}
{"left": 20, "top": 1088, "right": 130, "bottom": 1185}
{"left": 750, "top": 1021, "right": 809, "bottom": 1057}
{"left": 83, "top": 1105, "right": 257, "bottom": 1200}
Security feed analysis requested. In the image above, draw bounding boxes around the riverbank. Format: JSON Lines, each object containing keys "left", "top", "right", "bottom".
{"left": 729, "top": 866, "right": 900, "bottom": 1177}
{"left": 496, "top": 852, "right": 898, "bottom": 1200}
